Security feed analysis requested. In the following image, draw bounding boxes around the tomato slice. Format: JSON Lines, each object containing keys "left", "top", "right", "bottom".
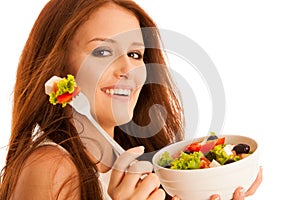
{"left": 184, "top": 137, "right": 226, "bottom": 154}
{"left": 57, "top": 93, "right": 72, "bottom": 103}
{"left": 184, "top": 142, "right": 201, "bottom": 152}
{"left": 184, "top": 140, "right": 214, "bottom": 154}
{"left": 215, "top": 137, "right": 225, "bottom": 146}
{"left": 57, "top": 87, "right": 80, "bottom": 103}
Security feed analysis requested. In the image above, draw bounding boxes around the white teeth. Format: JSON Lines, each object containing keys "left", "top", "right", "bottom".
{"left": 105, "top": 88, "right": 131, "bottom": 96}
{"left": 110, "top": 89, "right": 114, "bottom": 95}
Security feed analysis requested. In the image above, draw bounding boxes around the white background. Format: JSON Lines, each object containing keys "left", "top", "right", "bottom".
{"left": 1, "top": 1, "right": 300, "bottom": 199}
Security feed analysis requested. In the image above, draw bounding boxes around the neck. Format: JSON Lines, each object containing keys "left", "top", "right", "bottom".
{"left": 100, "top": 124, "right": 115, "bottom": 139}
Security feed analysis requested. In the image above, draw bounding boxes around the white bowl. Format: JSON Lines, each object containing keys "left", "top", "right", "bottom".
{"left": 152, "top": 135, "right": 259, "bottom": 200}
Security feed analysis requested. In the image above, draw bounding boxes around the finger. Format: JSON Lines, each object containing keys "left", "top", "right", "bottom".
{"left": 148, "top": 188, "right": 166, "bottom": 200}
{"left": 232, "top": 186, "right": 245, "bottom": 200}
{"left": 121, "top": 161, "right": 153, "bottom": 189}
{"left": 172, "top": 195, "right": 181, "bottom": 200}
{"left": 245, "top": 166, "right": 263, "bottom": 196}
{"left": 127, "top": 160, "right": 153, "bottom": 174}
{"left": 109, "top": 146, "right": 144, "bottom": 189}
{"left": 210, "top": 194, "right": 220, "bottom": 200}
{"left": 133, "top": 173, "right": 160, "bottom": 198}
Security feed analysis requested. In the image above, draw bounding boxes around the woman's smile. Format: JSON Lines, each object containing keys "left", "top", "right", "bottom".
{"left": 101, "top": 85, "right": 134, "bottom": 100}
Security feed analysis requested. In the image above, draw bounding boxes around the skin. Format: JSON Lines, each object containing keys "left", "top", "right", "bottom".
{"left": 12, "top": 3, "right": 262, "bottom": 200}
{"left": 68, "top": 3, "right": 163, "bottom": 199}
{"left": 67, "top": 3, "right": 146, "bottom": 137}
{"left": 12, "top": 146, "right": 80, "bottom": 199}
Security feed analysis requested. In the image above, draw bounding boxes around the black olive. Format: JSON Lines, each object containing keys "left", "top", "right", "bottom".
{"left": 184, "top": 150, "right": 192, "bottom": 154}
{"left": 224, "top": 159, "right": 235, "bottom": 165}
{"left": 205, "top": 151, "right": 216, "bottom": 161}
{"left": 207, "top": 135, "right": 218, "bottom": 141}
{"left": 233, "top": 144, "right": 250, "bottom": 154}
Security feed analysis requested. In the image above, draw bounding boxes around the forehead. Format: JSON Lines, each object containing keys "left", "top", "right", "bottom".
{"left": 74, "top": 3, "right": 143, "bottom": 45}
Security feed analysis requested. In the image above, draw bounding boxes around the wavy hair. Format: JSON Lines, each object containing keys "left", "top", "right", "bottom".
{"left": 0, "top": 0, "right": 184, "bottom": 199}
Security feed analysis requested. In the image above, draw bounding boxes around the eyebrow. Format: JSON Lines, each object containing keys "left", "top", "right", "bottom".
{"left": 131, "top": 42, "right": 145, "bottom": 48}
{"left": 87, "top": 37, "right": 145, "bottom": 47}
{"left": 87, "top": 37, "right": 116, "bottom": 44}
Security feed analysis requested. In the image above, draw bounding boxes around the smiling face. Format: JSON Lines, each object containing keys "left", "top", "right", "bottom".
{"left": 67, "top": 3, "right": 146, "bottom": 135}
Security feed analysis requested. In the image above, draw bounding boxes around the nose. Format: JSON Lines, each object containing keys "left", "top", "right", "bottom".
{"left": 113, "top": 54, "right": 132, "bottom": 79}
{"left": 119, "top": 74, "right": 129, "bottom": 79}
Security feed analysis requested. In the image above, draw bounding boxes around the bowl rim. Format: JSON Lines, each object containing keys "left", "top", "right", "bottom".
{"left": 152, "top": 134, "right": 259, "bottom": 172}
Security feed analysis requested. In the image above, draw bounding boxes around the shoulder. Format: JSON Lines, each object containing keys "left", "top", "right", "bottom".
{"left": 12, "top": 145, "right": 80, "bottom": 200}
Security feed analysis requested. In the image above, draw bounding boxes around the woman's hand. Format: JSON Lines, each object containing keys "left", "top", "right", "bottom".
{"left": 108, "top": 146, "right": 166, "bottom": 200}
{"left": 210, "top": 166, "right": 263, "bottom": 200}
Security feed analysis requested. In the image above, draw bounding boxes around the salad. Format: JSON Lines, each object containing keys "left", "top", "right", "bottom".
{"left": 157, "top": 133, "right": 254, "bottom": 170}
{"left": 45, "top": 74, "right": 80, "bottom": 107}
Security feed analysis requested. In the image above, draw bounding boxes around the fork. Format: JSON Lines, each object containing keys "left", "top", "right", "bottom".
{"left": 71, "top": 92, "right": 125, "bottom": 156}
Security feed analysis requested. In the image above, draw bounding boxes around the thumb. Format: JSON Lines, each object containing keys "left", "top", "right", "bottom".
{"left": 172, "top": 195, "right": 181, "bottom": 200}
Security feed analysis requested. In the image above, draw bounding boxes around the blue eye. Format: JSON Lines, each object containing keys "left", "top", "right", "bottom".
{"left": 127, "top": 52, "right": 143, "bottom": 60}
{"left": 91, "top": 48, "right": 112, "bottom": 57}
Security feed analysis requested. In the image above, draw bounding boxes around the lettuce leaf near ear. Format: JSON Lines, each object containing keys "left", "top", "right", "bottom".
{"left": 49, "top": 74, "right": 79, "bottom": 107}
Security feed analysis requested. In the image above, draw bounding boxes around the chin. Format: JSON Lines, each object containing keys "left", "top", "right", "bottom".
{"left": 113, "top": 112, "right": 133, "bottom": 126}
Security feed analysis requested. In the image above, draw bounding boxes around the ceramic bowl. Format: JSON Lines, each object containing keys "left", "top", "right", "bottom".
{"left": 152, "top": 135, "right": 259, "bottom": 200}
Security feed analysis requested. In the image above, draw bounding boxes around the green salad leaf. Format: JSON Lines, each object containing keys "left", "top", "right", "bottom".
{"left": 171, "top": 151, "right": 204, "bottom": 170}
{"left": 211, "top": 144, "right": 237, "bottom": 165}
{"left": 49, "top": 74, "right": 77, "bottom": 107}
{"left": 157, "top": 152, "right": 174, "bottom": 167}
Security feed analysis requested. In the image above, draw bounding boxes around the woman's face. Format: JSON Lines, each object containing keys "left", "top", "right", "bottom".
{"left": 67, "top": 3, "right": 146, "bottom": 134}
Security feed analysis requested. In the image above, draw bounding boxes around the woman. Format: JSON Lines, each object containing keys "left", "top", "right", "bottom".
{"left": 0, "top": 0, "right": 262, "bottom": 199}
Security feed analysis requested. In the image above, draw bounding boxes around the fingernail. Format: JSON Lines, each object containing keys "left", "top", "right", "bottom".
{"left": 210, "top": 195, "right": 220, "bottom": 200}
{"left": 214, "top": 196, "right": 220, "bottom": 200}
{"left": 172, "top": 196, "right": 180, "bottom": 200}
{"left": 128, "top": 146, "right": 145, "bottom": 154}
{"left": 239, "top": 187, "right": 245, "bottom": 196}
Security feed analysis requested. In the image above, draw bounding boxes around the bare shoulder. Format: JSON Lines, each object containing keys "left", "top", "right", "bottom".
{"left": 12, "top": 145, "right": 80, "bottom": 200}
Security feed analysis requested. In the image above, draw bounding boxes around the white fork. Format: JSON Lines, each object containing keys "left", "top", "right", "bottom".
{"left": 71, "top": 92, "right": 125, "bottom": 156}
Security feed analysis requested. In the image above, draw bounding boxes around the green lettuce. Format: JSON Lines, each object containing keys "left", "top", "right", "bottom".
{"left": 211, "top": 144, "right": 240, "bottom": 165}
{"left": 170, "top": 151, "right": 204, "bottom": 170}
{"left": 49, "top": 74, "right": 77, "bottom": 107}
{"left": 157, "top": 152, "right": 174, "bottom": 167}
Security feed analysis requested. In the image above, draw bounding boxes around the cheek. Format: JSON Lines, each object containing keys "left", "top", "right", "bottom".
{"left": 66, "top": 55, "right": 81, "bottom": 76}
{"left": 130, "top": 88, "right": 143, "bottom": 115}
{"left": 76, "top": 57, "right": 110, "bottom": 101}
{"left": 134, "top": 64, "right": 147, "bottom": 87}
{"left": 133, "top": 88, "right": 142, "bottom": 102}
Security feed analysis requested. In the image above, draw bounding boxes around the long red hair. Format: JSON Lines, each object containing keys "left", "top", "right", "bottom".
{"left": 0, "top": 0, "right": 184, "bottom": 199}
